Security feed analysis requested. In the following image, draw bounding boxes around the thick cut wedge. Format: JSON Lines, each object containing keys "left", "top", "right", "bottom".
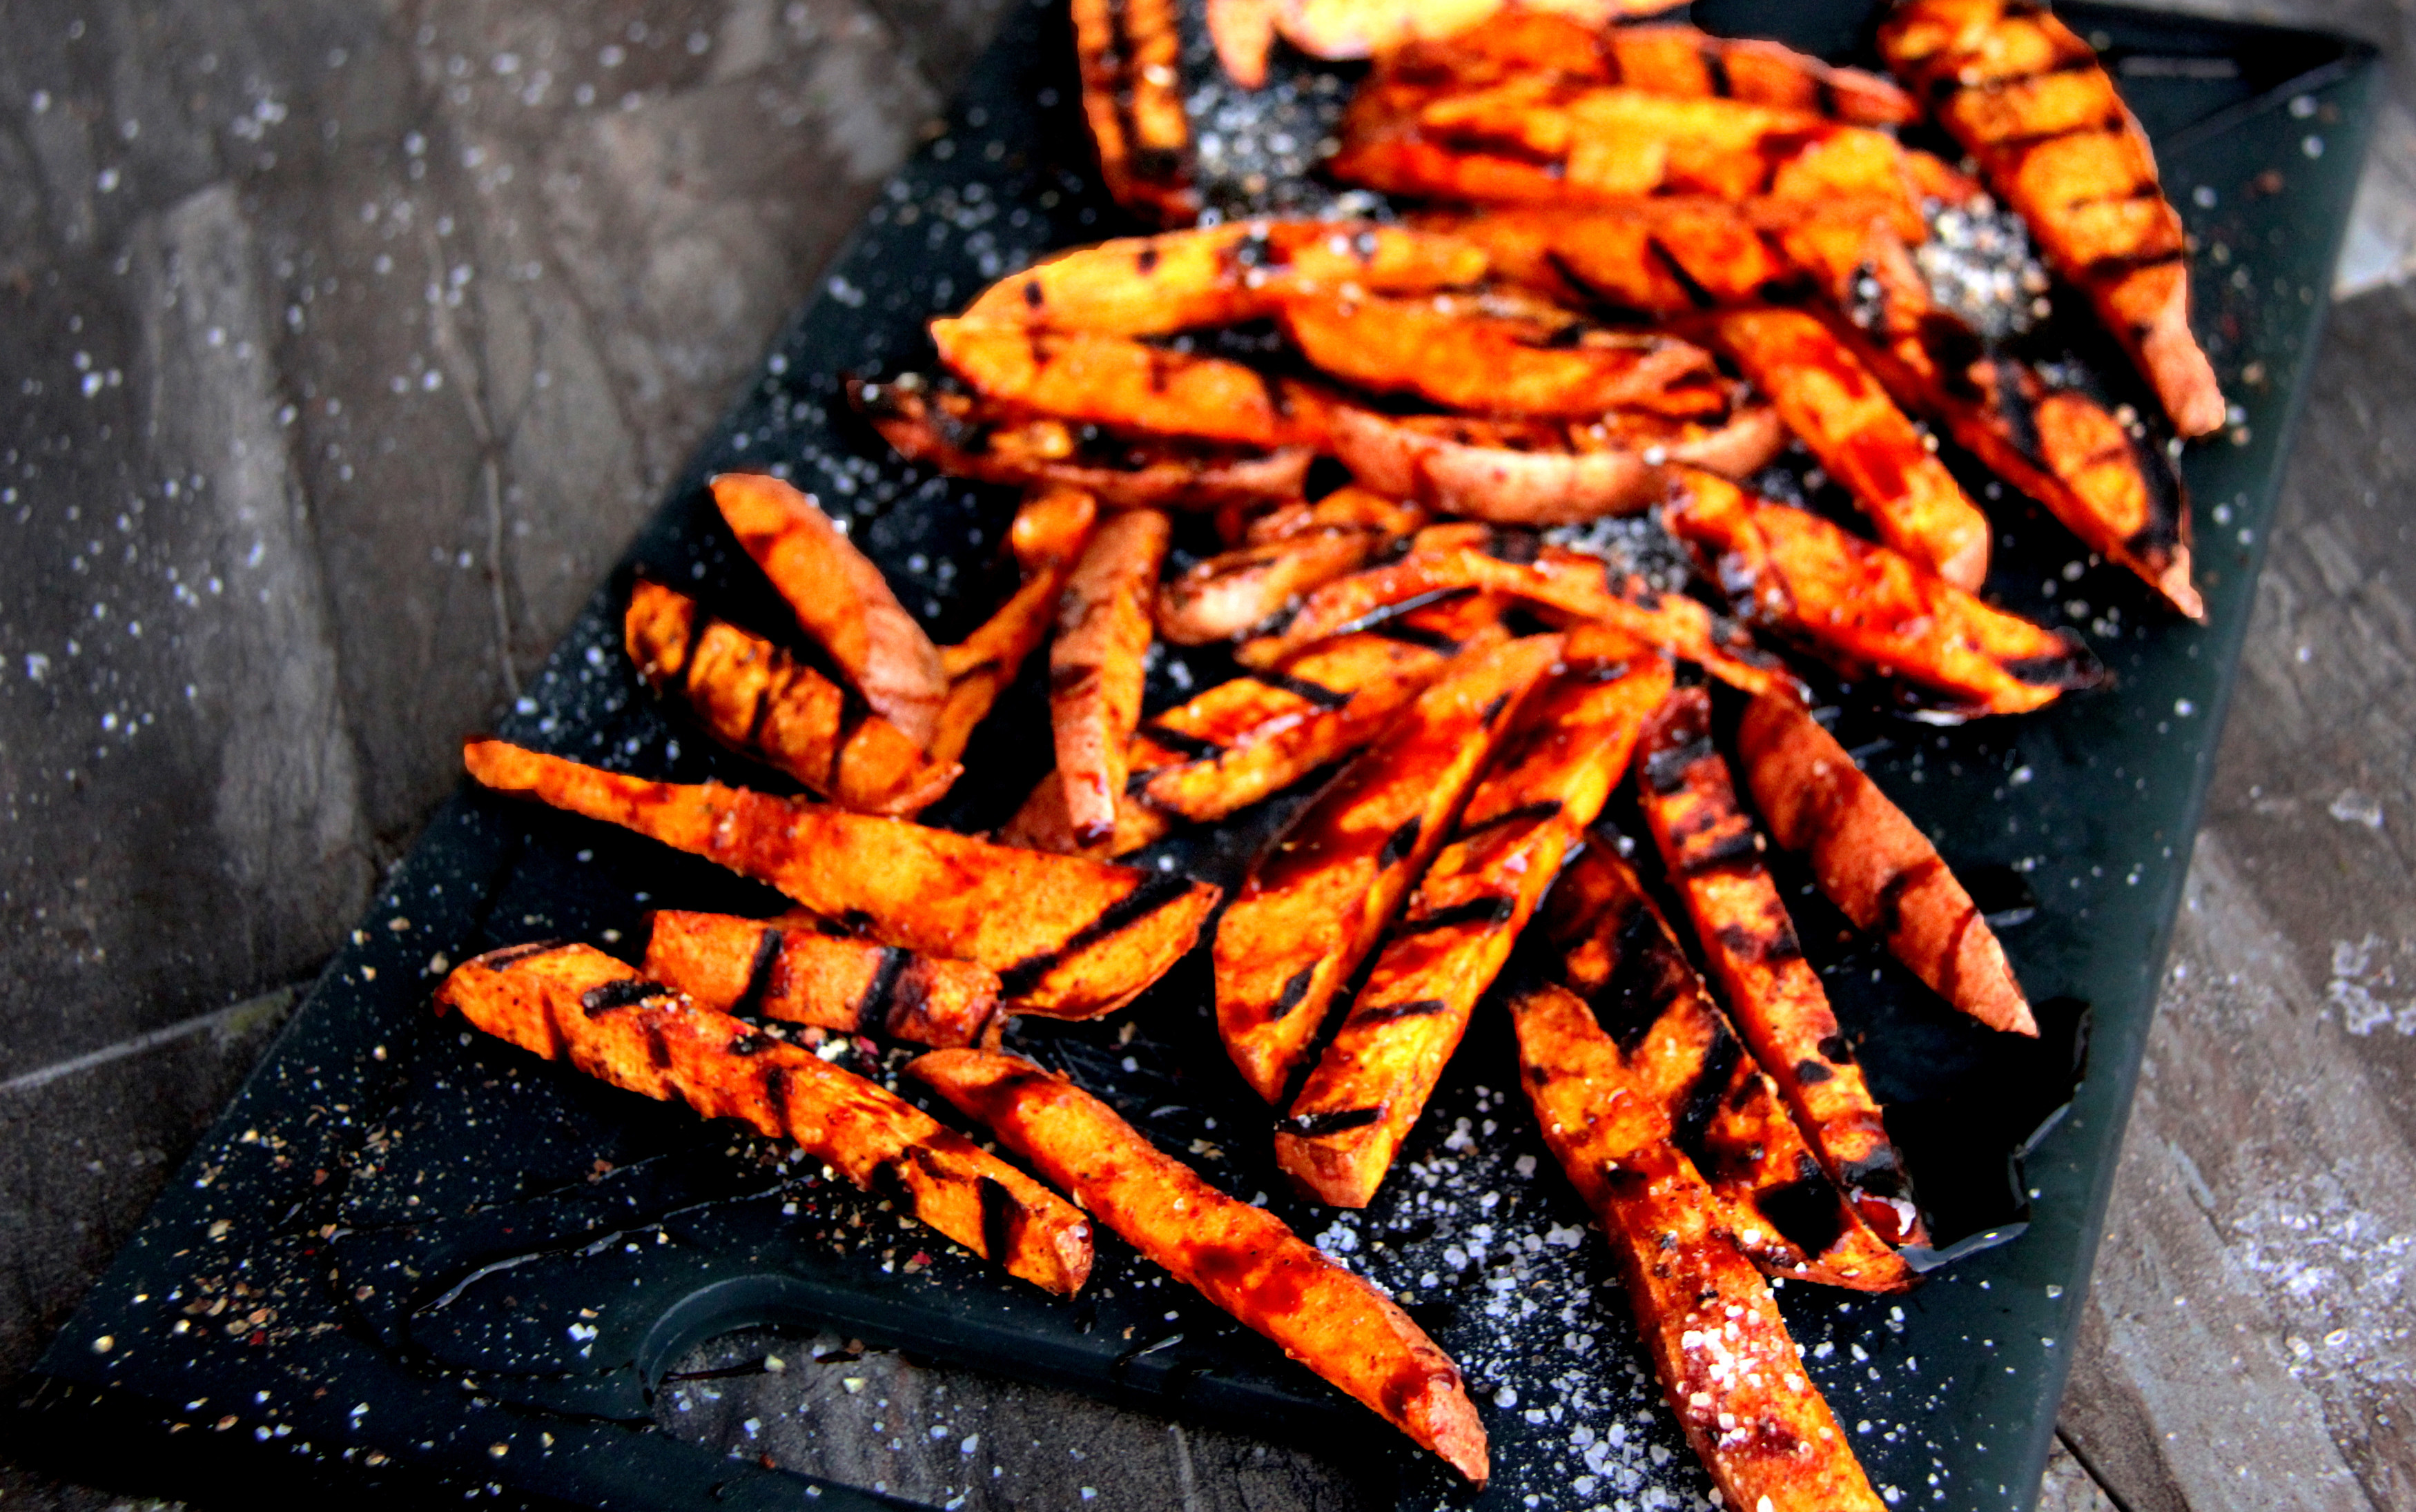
{"left": 1002, "top": 593, "right": 1508, "bottom": 856}
{"left": 1879, "top": 0, "right": 2224, "bottom": 437}
{"left": 959, "top": 223, "right": 1486, "bottom": 335}
{"left": 713, "top": 473, "right": 948, "bottom": 747}
{"left": 931, "top": 487, "right": 1100, "bottom": 769}
{"left": 1636, "top": 688, "right": 1925, "bottom": 1246}
{"left": 1071, "top": 0, "right": 1195, "bottom": 224}
{"left": 1659, "top": 467, "right": 2101, "bottom": 716}
{"left": 625, "top": 581, "right": 958, "bottom": 816}
{"left": 1329, "top": 400, "right": 1785, "bottom": 524}
{"left": 1512, "top": 984, "right": 1886, "bottom": 1510}
{"left": 1277, "top": 630, "right": 1668, "bottom": 1205}
{"left": 643, "top": 910, "right": 1006, "bottom": 1048}
{"left": 438, "top": 943, "right": 1087, "bottom": 1295}
{"left": 851, "top": 380, "right": 1313, "bottom": 512}
{"left": 1051, "top": 508, "right": 1172, "bottom": 846}
{"left": 461, "top": 740, "right": 1218, "bottom": 1019}
{"left": 1157, "top": 487, "right": 1425, "bottom": 643}
{"left": 912, "top": 1048, "right": 1488, "bottom": 1484}
{"left": 1704, "top": 308, "right": 1991, "bottom": 591}
{"left": 1537, "top": 847, "right": 1913, "bottom": 1290}
{"left": 1216, "top": 635, "right": 1562, "bottom": 1103}
{"left": 931, "top": 322, "right": 1328, "bottom": 450}
{"left": 1736, "top": 695, "right": 2035, "bottom": 1037}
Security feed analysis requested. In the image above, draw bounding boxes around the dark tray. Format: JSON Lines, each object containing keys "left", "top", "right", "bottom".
{"left": 17, "top": 4, "right": 2377, "bottom": 1510}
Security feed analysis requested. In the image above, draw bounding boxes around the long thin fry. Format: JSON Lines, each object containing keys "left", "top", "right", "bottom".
{"left": 1051, "top": 508, "right": 1172, "bottom": 846}
{"left": 643, "top": 910, "right": 1006, "bottom": 1048}
{"left": 930, "top": 487, "right": 1100, "bottom": 769}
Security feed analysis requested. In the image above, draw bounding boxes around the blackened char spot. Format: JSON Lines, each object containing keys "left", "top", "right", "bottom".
{"left": 1713, "top": 921, "right": 1802, "bottom": 964}
{"left": 1679, "top": 826, "right": 1760, "bottom": 874}
{"left": 733, "top": 927, "right": 786, "bottom": 1016}
{"left": 2121, "top": 420, "right": 2190, "bottom": 556}
{"left": 1022, "top": 278, "right": 1044, "bottom": 308}
{"left": 1355, "top": 996, "right": 1449, "bottom": 1025}
{"left": 1991, "top": 356, "right": 2043, "bottom": 462}
{"left": 1841, "top": 1146, "right": 1909, "bottom": 1202}
{"left": 1643, "top": 732, "right": 1715, "bottom": 793}
{"left": 1256, "top": 669, "right": 1353, "bottom": 709}
{"left": 1671, "top": 1023, "right": 1742, "bottom": 1160}
{"left": 1392, "top": 896, "right": 1517, "bottom": 935}
{"left": 483, "top": 939, "right": 570, "bottom": 971}
{"left": 2001, "top": 651, "right": 2087, "bottom": 687}
{"left": 728, "top": 1031, "right": 773, "bottom": 1056}
{"left": 1454, "top": 798, "right": 1563, "bottom": 841}
{"left": 1479, "top": 692, "right": 1512, "bottom": 727}
{"left": 1758, "top": 1175, "right": 1848, "bottom": 1259}
{"left": 1701, "top": 44, "right": 1733, "bottom": 97}
{"left": 762, "top": 1064, "right": 792, "bottom": 1128}
{"left": 979, "top": 1175, "right": 1022, "bottom": 1262}
{"left": 1378, "top": 815, "right": 1423, "bottom": 871}
{"left": 1586, "top": 907, "right": 1691, "bottom": 1054}
{"left": 1268, "top": 964, "right": 1317, "bottom": 1022}
{"left": 1323, "top": 586, "right": 1477, "bottom": 641}
{"left": 866, "top": 1155, "right": 915, "bottom": 1208}
{"left": 1793, "top": 1057, "right": 1834, "bottom": 1085}
{"left": 1481, "top": 529, "right": 1543, "bottom": 565}
{"left": 582, "top": 977, "right": 670, "bottom": 1017}
{"left": 1872, "top": 856, "right": 1946, "bottom": 939}
{"left": 855, "top": 946, "right": 910, "bottom": 1032}
{"left": 1284, "top": 1106, "right": 1383, "bottom": 1137}
{"left": 1136, "top": 246, "right": 1160, "bottom": 273}
{"left": 1646, "top": 238, "right": 1718, "bottom": 310}
{"left": 643, "top": 1022, "right": 672, "bottom": 1070}
{"left": 1817, "top": 1033, "right": 1855, "bottom": 1065}
{"left": 1136, "top": 722, "right": 1224, "bottom": 761}
{"left": 995, "top": 872, "right": 1200, "bottom": 999}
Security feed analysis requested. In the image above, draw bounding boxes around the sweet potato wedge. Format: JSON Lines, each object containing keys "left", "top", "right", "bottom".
{"left": 1704, "top": 308, "right": 1991, "bottom": 591}
{"left": 1879, "top": 0, "right": 2225, "bottom": 437}
{"left": 912, "top": 1048, "right": 1488, "bottom": 1484}
{"left": 1002, "top": 593, "right": 1510, "bottom": 855}
{"left": 1276, "top": 629, "right": 1669, "bottom": 1206}
{"left": 1512, "top": 983, "right": 1887, "bottom": 1510}
{"left": 1051, "top": 508, "right": 1173, "bottom": 846}
{"left": 1537, "top": 847, "right": 1914, "bottom": 1290}
{"left": 643, "top": 910, "right": 1006, "bottom": 1049}
{"left": 1736, "top": 695, "right": 2035, "bottom": 1037}
{"left": 1216, "top": 634, "right": 1562, "bottom": 1103}
{"left": 713, "top": 473, "right": 948, "bottom": 747}
{"left": 461, "top": 740, "right": 1218, "bottom": 1019}
{"left": 1328, "top": 400, "right": 1786, "bottom": 524}
{"left": 850, "top": 379, "right": 1314, "bottom": 512}
{"left": 931, "top": 322, "right": 1328, "bottom": 450}
{"left": 625, "top": 581, "right": 959, "bottom": 816}
{"left": 959, "top": 223, "right": 1488, "bottom": 336}
{"left": 1636, "top": 688, "right": 1925, "bottom": 1247}
{"left": 1277, "top": 291, "right": 1721, "bottom": 420}
{"left": 1659, "top": 467, "right": 2101, "bottom": 716}
{"left": 438, "top": 943, "right": 1088, "bottom": 1295}
{"left": 1156, "top": 487, "right": 1425, "bottom": 643}
{"left": 930, "top": 487, "right": 1100, "bottom": 770}
{"left": 1263, "top": 0, "right": 1677, "bottom": 74}
{"left": 1071, "top": 0, "right": 1196, "bottom": 224}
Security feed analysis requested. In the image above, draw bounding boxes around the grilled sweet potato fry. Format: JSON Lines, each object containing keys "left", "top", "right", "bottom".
{"left": 1512, "top": 985, "right": 1886, "bottom": 1510}
{"left": 959, "top": 224, "right": 1487, "bottom": 336}
{"left": 461, "top": 740, "right": 1218, "bottom": 1019}
{"left": 931, "top": 322, "right": 1329, "bottom": 450}
{"left": 1537, "top": 847, "right": 1913, "bottom": 1290}
{"left": 625, "top": 581, "right": 959, "bottom": 816}
{"left": 1880, "top": 0, "right": 2225, "bottom": 437}
{"left": 913, "top": 1049, "right": 1489, "bottom": 1484}
{"left": 1636, "top": 689, "right": 1925, "bottom": 1247}
{"left": 1249, "top": 0, "right": 1678, "bottom": 77}
{"left": 1052, "top": 508, "right": 1173, "bottom": 846}
{"left": 1704, "top": 308, "right": 1991, "bottom": 591}
{"left": 1002, "top": 593, "right": 1508, "bottom": 855}
{"left": 1216, "top": 635, "right": 1561, "bottom": 1102}
{"left": 1071, "top": 0, "right": 1195, "bottom": 224}
{"left": 713, "top": 473, "right": 948, "bottom": 747}
{"left": 930, "top": 487, "right": 1100, "bottom": 770}
{"left": 1737, "top": 695, "right": 2035, "bottom": 1037}
{"left": 1157, "top": 487, "right": 1425, "bottom": 643}
{"left": 1277, "top": 631, "right": 1668, "bottom": 1206}
{"left": 1278, "top": 291, "right": 1721, "bottom": 420}
{"left": 643, "top": 910, "right": 1006, "bottom": 1048}
{"left": 439, "top": 943, "right": 1088, "bottom": 1295}
{"left": 1659, "top": 467, "right": 2101, "bottom": 715}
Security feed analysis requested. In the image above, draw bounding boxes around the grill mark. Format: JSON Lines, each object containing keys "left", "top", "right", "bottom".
{"left": 483, "top": 939, "right": 569, "bottom": 970}
{"left": 1671, "top": 1021, "right": 1742, "bottom": 1159}
{"left": 643, "top": 1021, "right": 673, "bottom": 1070}
{"left": 1793, "top": 1057, "right": 1834, "bottom": 1085}
{"left": 2121, "top": 420, "right": 2190, "bottom": 554}
{"left": 995, "top": 871, "right": 1199, "bottom": 999}
{"left": 582, "top": 977, "right": 669, "bottom": 1017}
{"left": 762, "top": 1064, "right": 792, "bottom": 1128}
{"left": 1873, "top": 856, "right": 1946, "bottom": 939}
{"left": 2002, "top": 651, "right": 2085, "bottom": 686}
{"left": 1267, "top": 964, "right": 1318, "bottom": 1022}
{"left": 1393, "top": 896, "right": 1517, "bottom": 936}
{"left": 1322, "top": 586, "right": 1477, "bottom": 640}
{"left": 1992, "top": 356, "right": 2043, "bottom": 462}
{"left": 1813, "top": 77, "right": 1838, "bottom": 120}
{"left": 1679, "top": 827, "right": 1761, "bottom": 875}
{"left": 1757, "top": 1172, "right": 1848, "bottom": 1260}
{"left": 1646, "top": 237, "right": 1715, "bottom": 313}
{"left": 1354, "top": 996, "right": 1450, "bottom": 1025}
{"left": 856, "top": 946, "right": 911, "bottom": 1032}
{"left": 1643, "top": 732, "right": 1714, "bottom": 792}
{"left": 744, "top": 676, "right": 779, "bottom": 748}
{"left": 1588, "top": 907, "right": 1691, "bottom": 1054}
{"left": 1453, "top": 798, "right": 1564, "bottom": 841}
{"left": 1283, "top": 1106, "right": 1383, "bottom": 1137}
{"left": 1480, "top": 691, "right": 1512, "bottom": 727}
{"left": 978, "top": 1175, "right": 1022, "bottom": 1262}
{"left": 2081, "top": 247, "right": 2189, "bottom": 282}
{"left": 1379, "top": 814, "right": 1424, "bottom": 871}
{"left": 538, "top": 1001, "right": 569, "bottom": 1060}
{"left": 1922, "top": 50, "right": 2096, "bottom": 104}
{"left": 1255, "top": 669, "right": 1353, "bottom": 709}
{"left": 1702, "top": 46, "right": 1733, "bottom": 98}
{"left": 1713, "top": 921, "right": 1802, "bottom": 964}
{"left": 1818, "top": 1033, "right": 1856, "bottom": 1066}
{"left": 733, "top": 927, "right": 786, "bottom": 1017}
{"left": 1369, "top": 618, "right": 1463, "bottom": 651}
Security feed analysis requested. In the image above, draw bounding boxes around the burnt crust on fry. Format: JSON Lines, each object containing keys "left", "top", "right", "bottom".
{"left": 643, "top": 910, "right": 1007, "bottom": 1048}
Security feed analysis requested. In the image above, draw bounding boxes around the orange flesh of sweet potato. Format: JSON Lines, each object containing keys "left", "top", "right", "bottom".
{"left": 438, "top": 943, "right": 1089, "bottom": 1294}
{"left": 911, "top": 1048, "right": 1489, "bottom": 1484}
{"left": 1704, "top": 308, "right": 1991, "bottom": 591}
{"left": 625, "top": 581, "right": 960, "bottom": 816}
{"left": 1216, "top": 635, "right": 1563, "bottom": 1103}
{"left": 1276, "top": 631, "right": 1670, "bottom": 1205}
{"left": 1051, "top": 508, "right": 1172, "bottom": 847}
{"left": 460, "top": 740, "right": 1218, "bottom": 1019}
{"left": 931, "top": 322, "right": 1325, "bottom": 450}
{"left": 930, "top": 488, "right": 1100, "bottom": 770}
{"left": 1659, "top": 467, "right": 2102, "bottom": 715}
{"left": 1071, "top": 0, "right": 1196, "bottom": 224}
{"left": 1157, "top": 487, "right": 1425, "bottom": 644}
{"left": 1879, "top": 0, "right": 2224, "bottom": 438}
{"left": 712, "top": 473, "right": 948, "bottom": 747}
{"left": 643, "top": 910, "right": 1006, "bottom": 1048}
{"left": 1510, "top": 984, "right": 1887, "bottom": 1509}
{"left": 1635, "top": 688, "right": 1927, "bottom": 1247}
{"left": 1538, "top": 847, "right": 1913, "bottom": 1290}
{"left": 1736, "top": 695, "right": 2035, "bottom": 1037}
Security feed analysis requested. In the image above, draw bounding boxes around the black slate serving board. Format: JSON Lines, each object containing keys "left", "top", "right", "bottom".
{"left": 19, "top": 4, "right": 2377, "bottom": 1510}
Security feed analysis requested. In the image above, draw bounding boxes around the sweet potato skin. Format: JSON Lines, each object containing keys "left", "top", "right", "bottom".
{"left": 625, "top": 581, "right": 959, "bottom": 816}
{"left": 1276, "top": 631, "right": 1670, "bottom": 1206}
{"left": 712, "top": 473, "right": 948, "bottom": 746}
{"left": 1051, "top": 508, "right": 1173, "bottom": 846}
{"left": 461, "top": 740, "right": 1218, "bottom": 1019}
{"left": 643, "top": 910, "right": 1006, "bottom": 1048}
{"left": 911, "top": 1048, "right": 1489, "bottom": 1485}
{"left": 438, "top": 943, "right": 1089, "bottom": 1295}
{"left": 1635, "top": 688, "right": 1925, "bottom": 1247}
{"left": 1736, "top": 695, "right": 2035, "bottom": 1037}
{"left": 1156, "top": 487, "right": 1423, "bottom": 645}
{"left": 1216, "top": 635, "right": 1563, "bottom": 1103}
{"left": 931, "top": 488, "right": 1100, "bottom": 770}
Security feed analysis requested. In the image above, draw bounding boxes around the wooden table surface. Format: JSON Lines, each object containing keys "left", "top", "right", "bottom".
{"left": 1, "top": 1, "right": 2410, "bottom": 1508}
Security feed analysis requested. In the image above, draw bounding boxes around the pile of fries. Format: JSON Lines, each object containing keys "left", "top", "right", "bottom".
{"left": 439, "top": 1, "right": 2224, "bottom": 1503}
